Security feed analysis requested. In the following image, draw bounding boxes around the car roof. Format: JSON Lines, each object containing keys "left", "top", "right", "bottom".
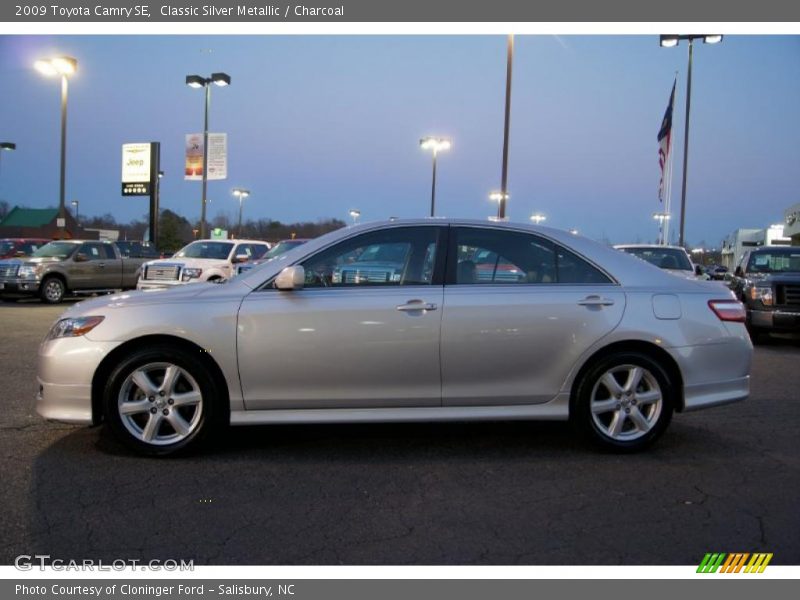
{"left": 613, "top": 244, "right": 688, "bottom": 251}
{"left": 191, "top": 238, "right": 269, "bottom": 244}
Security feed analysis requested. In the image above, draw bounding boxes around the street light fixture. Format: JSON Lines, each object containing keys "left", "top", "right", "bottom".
{"left": 349, "top": 209, "right": 361, "bottom": 224}
{"left": 489, "top": 191, "right": 509, "bottom": 204}
{"left": 232, "top": 188, "right": 250, "bottom": 237}
{"left": 0, "top": 142, "right": 15, "bottom": 176}
{"left": 35, "top": 55, "right": 77, "bottom": 239}
{"left": 420, "top": 136, "right": 451, "bottom": 218}
{"left": 529, "top": 213, "right": 546, "bottom": 225}
{"left": 186, "top": 71, "right": 232, "bottom": 239}
{"left": 659, "top": 34, "right": 723, "bottom": 247}
{"left": 653, "top": 211, "right": 672, "bottom": 245}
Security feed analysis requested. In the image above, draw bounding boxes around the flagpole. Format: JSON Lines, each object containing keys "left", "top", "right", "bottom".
{"left": 664, "top": 72, "right": 678, "bottom": 246}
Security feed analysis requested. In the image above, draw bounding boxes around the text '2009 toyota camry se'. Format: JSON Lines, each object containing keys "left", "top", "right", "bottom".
{"left": 36, "top": 219, "right": 752, "bottom": 455}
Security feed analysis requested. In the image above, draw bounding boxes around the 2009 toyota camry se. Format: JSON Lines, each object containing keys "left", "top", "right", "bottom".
{"left": 36, "top": 219, "right": 752, "bottom": 455}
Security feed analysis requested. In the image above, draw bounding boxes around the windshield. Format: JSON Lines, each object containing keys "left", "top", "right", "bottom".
{"left": 174, "top": 241, "right": 234, "bottom": 260}
{"left": 31, "top": 242, "right": 77, "bottom": 259}
{"left": 747, "top": 250, "right": 800, "bottom": 274}
{"left": 620, "top": 247, "right": 693, "bottom": 271}
{"left": 263, "top": 240, "right": 306, "bottom": 259}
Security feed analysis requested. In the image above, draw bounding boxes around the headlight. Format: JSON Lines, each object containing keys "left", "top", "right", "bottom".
{"left": 182, "top": 268, "right": 203, "bottom": 281}
{"left": 45, "top": 316, "right": 105, "bottom": 341}
{"left": 17, "top": 264, "right": 41, "bottom": 279}
{"left": 750, "top": 286, "right": 773, "bottom": 306}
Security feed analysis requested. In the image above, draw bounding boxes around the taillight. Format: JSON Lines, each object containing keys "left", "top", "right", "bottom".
{"left": 708, "top": 299, "right": 746, "bottom": 323}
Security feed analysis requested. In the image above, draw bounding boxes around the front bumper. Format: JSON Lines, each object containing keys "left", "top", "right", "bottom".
{"left": 0, "top": 278, "right": 41, "bottom": 295}
{"left": 36, "top": 336, "right": 121, "bottom": 425}
{"left": 749, "top": 308, "right": 800, "bottom": 332}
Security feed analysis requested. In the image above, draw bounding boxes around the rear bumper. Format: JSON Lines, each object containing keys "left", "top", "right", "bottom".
{"left": 682, "top": 375, "right": 749, "bottom": 412}
{"left": 749, "top": 308, "right": 800, "bottom": 332}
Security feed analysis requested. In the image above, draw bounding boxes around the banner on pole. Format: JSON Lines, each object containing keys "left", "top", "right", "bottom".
{"left": 185, "top": 133, "right": 227, "bottom": 180}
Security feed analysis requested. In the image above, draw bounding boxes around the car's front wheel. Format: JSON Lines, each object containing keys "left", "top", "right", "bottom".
{"left": 574, "top": 351, "right": 674, "bottom": 452}
{"left": 40, "top": 276, "right": 66, "bottom": 304}
{"left": 103, "top": 345, "right": 225, "bottom": 456}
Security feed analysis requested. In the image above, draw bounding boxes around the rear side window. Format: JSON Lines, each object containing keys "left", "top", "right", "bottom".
{"left": 448, "top": 227, "right": 612, "bottom": 285}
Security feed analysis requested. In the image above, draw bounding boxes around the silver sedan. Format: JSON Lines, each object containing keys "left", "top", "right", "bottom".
{"left": 36, "top": 219, "right": 752, "bottom": 455}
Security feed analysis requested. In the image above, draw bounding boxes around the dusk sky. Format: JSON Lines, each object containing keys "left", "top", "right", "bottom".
{"left": 0, "top": 35, "right": 798, "bottom": 245}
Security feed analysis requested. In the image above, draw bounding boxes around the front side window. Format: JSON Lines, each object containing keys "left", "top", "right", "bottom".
{"left": 77, "top": 243, "right": 106, "bottom": 260}
{"left": 300, "top": 227, "right": 441, "bottom": 288}
{"left": 449, "top": 227, "right": 612, "bottom": 285}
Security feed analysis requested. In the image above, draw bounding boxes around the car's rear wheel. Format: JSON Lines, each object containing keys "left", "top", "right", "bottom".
{"left": 103, "top": 345, "right": 224, "bottom": 456}
{"left": 574, "top": 351, "right": 674, "bottom": 452}
{"left": 40, "top": 277, "right": 65, "bottom": 304}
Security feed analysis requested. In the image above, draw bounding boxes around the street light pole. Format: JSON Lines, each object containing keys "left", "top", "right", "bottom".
{"left": 499, "top": 34, "right": 514, "bottom": 220}
{"left": 0, "top": 142, "right": 16, "bottom": 176}
{"left": 35, "top": 56, "right": 77, "bottom": 240}
{"left": 659, "top": 34, "right": 722, "bottom": 247}
{"left": 232, "top": 188, "right": 250, "bottom": 237}
{"left": 420, "top": 137, "right": 451, "bottom": 217}
{"left": 186, "top": 72, "right": 231, "bottom": 240}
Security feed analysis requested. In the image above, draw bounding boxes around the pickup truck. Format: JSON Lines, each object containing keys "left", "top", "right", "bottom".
{"left": 728, "top": 246, "right": 800, "bottom": 342}
{"left": 137, "top": 239, "right": 270, "bottom": 290}
{"left": 0, "top": 240, "right": 151, "bottom": 304}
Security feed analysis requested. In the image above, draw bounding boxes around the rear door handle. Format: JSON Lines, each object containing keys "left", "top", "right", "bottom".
{"left": 578, "top": 295, "right": 615, "bottom": 307}
{"left": 397, "top": 299, "right": 438, "bottom": 312}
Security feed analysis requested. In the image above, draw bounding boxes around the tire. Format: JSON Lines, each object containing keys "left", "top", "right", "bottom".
{"left": 39, "top": 276, "right": 66, "bottom": 304}
{"left": 573, "top": 351, "right": 674, "bottom": 452}
{"left": 102, "top": 344, "right": 226, "bottom": 456}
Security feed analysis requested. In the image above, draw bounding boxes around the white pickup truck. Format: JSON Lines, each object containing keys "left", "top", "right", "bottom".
{"left": 137, "top": 239, "right": 270, "bottom": 290}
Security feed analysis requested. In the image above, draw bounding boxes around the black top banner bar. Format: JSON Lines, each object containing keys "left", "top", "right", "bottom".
{"left": 3, "top": 0, "right": 800, "bottom": 22}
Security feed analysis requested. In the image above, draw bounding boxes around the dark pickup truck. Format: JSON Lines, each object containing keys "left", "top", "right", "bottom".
{"left": 729, "top": 246, "right": 800, "bottom": 341}
{"left": 0, "top": 240, "right": 153, "bottom": 304}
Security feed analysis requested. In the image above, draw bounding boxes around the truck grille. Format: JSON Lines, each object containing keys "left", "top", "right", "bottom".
{"left": 144, "top": 265, "right": 180, "bottom": 281}
{"left": 777, "top": 284, "right": 800, "bottom": 306}
{"left": 0, "top": 265, "right": 18, "bottom": 278}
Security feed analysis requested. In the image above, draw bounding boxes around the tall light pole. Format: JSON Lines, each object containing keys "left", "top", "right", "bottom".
{"left": 498, "top": 34, "right": 514, "bottom": 220}
{"left": 35, "top": 56, "right": 77, "bottom": 240}
{"left": 659, "top": 34, "right": 723, "bottom": 247}
{"left": 419, "top": 137, "right": 451, "bottom": 217}
{"left": 232, "top": 188, "right": 250, "bottom": 237}
{"left": 0, "top": 142, "right": 15, "bottom": 176}
{"left": 71, "top": 200, "right": 79, "bottom": 225}
{"left": 653, "top": 211, "right": 671, "bottom": 245}
{"left": 186, "top": 72, "right": 231, "bottom": 239}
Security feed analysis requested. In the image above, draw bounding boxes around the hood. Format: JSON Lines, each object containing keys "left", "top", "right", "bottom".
{"left": 144, "top": 257, "right": 230, "bottom": 268}
{"left": 747, "top": 272, "right": 800, "bottom": 284}
{"left": 19, "top": 256, "right": 63, "bottom": 265}
{"left": 62, "top": 283, "right": 217, "bottom": 317}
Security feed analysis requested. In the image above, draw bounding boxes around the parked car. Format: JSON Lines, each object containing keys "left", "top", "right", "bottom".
{"left": 728, "top": 246, "right": 800, "bottom": 341}
{"left": 0, "top": 240, "right": 152, "bottom": 303}
{"left": 36, "top": 219, "right": 751, "bottom": 456}
{"left": 235, "top": 239, "right": 309, "bottom": 276}
{"left": 137, "top": 239, "right": 270, "bottom": 290}
{"left": 0, "top": 238, "right": 51, "bottom": 259}
{"left": 705, "top": 264, "right": 729, "bottom": 281}
{"left": 614, "top": 244, "right": 707, "bottom": 280}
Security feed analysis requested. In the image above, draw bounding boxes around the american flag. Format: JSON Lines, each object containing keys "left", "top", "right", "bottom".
{"left": 657, "top": 80, "right": 676, "bottom": 203}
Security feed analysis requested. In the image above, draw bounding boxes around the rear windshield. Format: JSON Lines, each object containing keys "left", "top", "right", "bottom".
{"left": 30, "top": 242, "right": 78, "bottom": 259}
{"left": 174, "top": 241, "right": 234, "bottom": 260}
{"left": 619, "top": 247, "right": 693, "bottom": 271}
{"left": 747, "top": 250, "right": 800, "bottom": 274}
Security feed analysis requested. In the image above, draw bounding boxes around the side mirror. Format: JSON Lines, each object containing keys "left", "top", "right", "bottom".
{"left": 74, "top": 253, "right": 88, "bottom": 262}
{"left": 232, "top": 254, "right": 249, "bottom": 264}
{"left": 734, "top": 266, "right": 744, "bottom": 278}
{"left": 275, "top": 265, "right": 305, "bottom": 291}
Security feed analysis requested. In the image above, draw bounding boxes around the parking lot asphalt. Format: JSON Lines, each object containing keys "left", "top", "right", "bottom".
{"left": 1, "top": 299, "right": 798, "bottom": 566}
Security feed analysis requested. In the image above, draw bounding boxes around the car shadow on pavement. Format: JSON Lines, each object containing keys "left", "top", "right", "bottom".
{"left": 23, "top": 418, "right": 759, "bottom": 566}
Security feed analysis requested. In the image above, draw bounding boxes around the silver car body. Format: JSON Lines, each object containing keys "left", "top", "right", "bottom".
{"left": 37, "top": 219, "right": 751, "bottom": 429}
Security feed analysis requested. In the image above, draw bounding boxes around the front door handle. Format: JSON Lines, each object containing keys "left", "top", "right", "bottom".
{"left": 397, "top": 299, "right": 438, "bottom": 312}
{"left": 578, "top": 295, "right": 615, "bottom": 307}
